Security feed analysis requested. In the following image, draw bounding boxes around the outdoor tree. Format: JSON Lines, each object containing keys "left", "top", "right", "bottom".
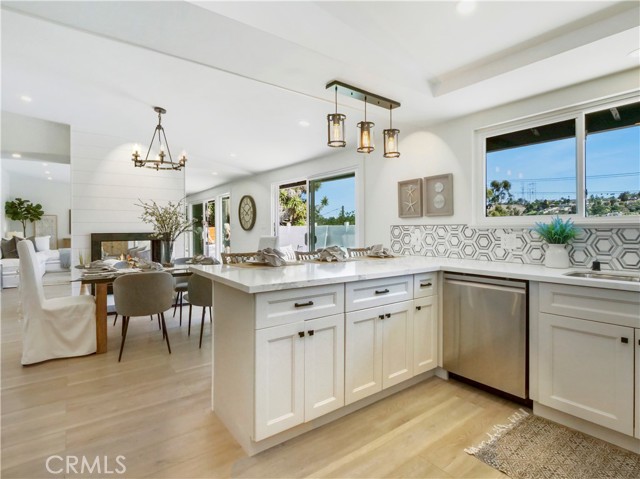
{"left": 4, "top": 198, "right": 44, "bottom": 237}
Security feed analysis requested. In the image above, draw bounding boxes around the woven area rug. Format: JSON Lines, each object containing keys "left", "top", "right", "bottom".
{"left": 465, "top": 410, "right": 640, "bottom": 479}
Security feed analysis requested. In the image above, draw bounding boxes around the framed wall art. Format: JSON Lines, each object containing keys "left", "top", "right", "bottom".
{"left": 424, "top": 173, "right": 453, "bottom": 216}
{"left": 35, "top": 214, "right": 58, "bottom": 249}
{"left": 397, "top": 178, "right": 423, "bottom": 218}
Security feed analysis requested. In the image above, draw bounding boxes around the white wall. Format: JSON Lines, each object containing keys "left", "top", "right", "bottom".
{"left": 188, "top": 69, "right": 639, "bottom": 251}
{"left": 188, "top": 154, "right": 364, "bottom": 253}
{"left": 71, "top": 130, "right": 185, "bottom": 264}
{"left": 0, "top": 163, "right": 9, "bottom": 236}
{"left": 3, "top": 170, "right": 70, "bottom": 241}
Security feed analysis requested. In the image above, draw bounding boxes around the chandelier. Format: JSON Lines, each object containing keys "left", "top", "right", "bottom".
{"left": 325, "top": 81, "right": 401, "bottom": 157}
{"left": 132, "top": 106, "right": 187, "bottom": 171}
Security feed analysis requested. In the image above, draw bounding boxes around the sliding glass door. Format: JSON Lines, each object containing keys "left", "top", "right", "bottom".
{"left": 309, "top": 174, "right": 356, "bottom": 251}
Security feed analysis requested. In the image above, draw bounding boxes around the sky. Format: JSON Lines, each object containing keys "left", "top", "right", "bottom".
{"left": 313, "top": 175, "right": 356, "bottom": 217}
{"left": 486, "top": 126, "right": 640, "bottom": 201}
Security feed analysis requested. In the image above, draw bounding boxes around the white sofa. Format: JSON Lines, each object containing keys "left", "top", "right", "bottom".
{"left": 1, "top": 236, "right": 70, "bottom": 288}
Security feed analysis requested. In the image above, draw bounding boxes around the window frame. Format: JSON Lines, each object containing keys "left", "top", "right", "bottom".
{"left": 473, "top": 92, "right": 640, "bottom": 227}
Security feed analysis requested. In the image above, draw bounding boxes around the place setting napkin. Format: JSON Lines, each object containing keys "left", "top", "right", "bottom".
{"left": 367, "top": 244, "right": 394, "bottom": 258}
{"left": 316, "top": 246, "right": 349, "bottom": 262}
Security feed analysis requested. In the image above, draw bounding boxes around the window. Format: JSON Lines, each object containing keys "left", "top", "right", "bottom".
{"left": 477, "top": 95, "right": 639, "bottom": 224}
{"left": 276, "top": 172, "right": 358, "bottom": 251}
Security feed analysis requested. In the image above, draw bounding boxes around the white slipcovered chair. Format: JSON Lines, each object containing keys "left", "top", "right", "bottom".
{"left": 17, "top": 240, "right": 96, "bottom": 365}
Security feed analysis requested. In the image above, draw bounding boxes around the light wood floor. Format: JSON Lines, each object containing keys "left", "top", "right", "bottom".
{"left": 1, "top": 283, "right": 517, "bottom": 479}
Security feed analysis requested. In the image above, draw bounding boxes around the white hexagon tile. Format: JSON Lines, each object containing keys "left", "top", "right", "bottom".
{"left": 390, "top": 225, "right": 640, "bottom": 271}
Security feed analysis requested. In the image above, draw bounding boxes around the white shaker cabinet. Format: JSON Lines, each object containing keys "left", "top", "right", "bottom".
{"left": 413, "top": 295, "right": 438, "bottom": 375}
{"left": 345, "top": 300, "right": 414, "bottom": 405}
{"left": 255, "top": 313, "right": 344, "bottom": 441}
{"left": 538, "top": 312, "right": 634, "bottom": 436}
{"left": 636, "top": 329, "right": 640, "bottom": 440}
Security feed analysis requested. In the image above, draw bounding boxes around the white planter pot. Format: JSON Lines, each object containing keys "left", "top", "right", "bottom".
{"left": 544, "top": 243, "right": 570, "bottom": 268}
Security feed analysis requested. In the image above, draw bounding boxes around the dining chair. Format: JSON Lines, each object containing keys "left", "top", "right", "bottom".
{"left": 295, "top": 250, "right": 319, "bottom": 261}
{"left": 110, "top": 261, "right": 139, "bottom": 327}
{"left": 221, "top": 252, "right": 258, "bottom": 264}
{"left": 17, "top": 240, "right": 96, "bottom": 365}
{"left": 113, "top": 271, "right": 174, "bottom": 362}
{"left": 347, "top": 247, "right": 371, "bottom": 258}
{"left": 172, "top": 257, "right": 191, "bottom": 325}
{"left": 184, "top": 274, "right": 213, "bottom": 348}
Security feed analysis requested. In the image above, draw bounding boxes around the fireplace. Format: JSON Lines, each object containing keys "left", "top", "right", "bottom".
{"left": 90, "top": 233, "right": 162, "bottom": 263}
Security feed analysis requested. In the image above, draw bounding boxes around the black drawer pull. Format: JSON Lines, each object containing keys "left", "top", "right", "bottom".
{"left": 308, "top": 330, "right": 314, "bottom": 336}
{"left": 375, "top": 289, "right": 390, "bottom": 295}
{"left": 298, "top": 331, "right": 305, "bottom": 338}
{"left": 378, "top": 314, "right": 384, "bottom": 320}
{"left": 385, "top": 313, "right": 391, "bottom": 319}
{"left": 294, "top": 301, "right": 314, "bottom": 308}
{"left": 420, "top": 282, "right": 432, "bottom": 287}
{"left": 621, "top": 337, "right": 629, "bottom": 344}
{"left": 416, "top": 306, "right": 422, "bottom": 311}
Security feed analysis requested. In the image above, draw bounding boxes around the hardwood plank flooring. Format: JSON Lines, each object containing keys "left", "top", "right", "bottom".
{"left": 1, "top": 283, "right": 518, "bottom": 478}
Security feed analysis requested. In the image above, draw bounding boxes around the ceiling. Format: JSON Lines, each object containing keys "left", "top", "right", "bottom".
{"left": 1, "top": 1, "right": 638, "bottom": 194}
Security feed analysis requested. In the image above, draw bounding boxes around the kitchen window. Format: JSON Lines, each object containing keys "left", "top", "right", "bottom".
{"left": 475, "top": 94, "right": 639, "bottom": 225}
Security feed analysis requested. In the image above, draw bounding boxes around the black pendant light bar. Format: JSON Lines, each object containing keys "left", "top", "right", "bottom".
{"left": 325, "top": 80, "right": 400, "bottom": 110}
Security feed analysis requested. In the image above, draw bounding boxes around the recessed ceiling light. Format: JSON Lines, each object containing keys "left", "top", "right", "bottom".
{"left": 211, "top": 172, "right": 218, "bottom": 176}
{"left": 230, "top": 153, "right": 237, "bottom": 158}
{"left": 42, "top": 163, "right": 48, "bottom": 166}
{"left": 45, "top": 171, "right": 51, "bottom": 174}
{"left": 20, "top": 95, "right": 32, "bottom": 103}
{"left": 299, "top": 120, "right": 310, "bottom": 127}
{"left": 47, "top": 177, "right": 52, "bottom": 180}
{"left": 628, "top": 48, "right": 640, "bottom": 58}
{"left": 456, "top": 0, "right": 476, "bottom": 15}
{"left": 11, "top": 153, "right": 21, "bottom": 158}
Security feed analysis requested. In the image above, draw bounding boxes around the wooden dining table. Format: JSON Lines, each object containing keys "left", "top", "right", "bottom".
{"left": 76, "top": 268, "right": 191, "bottom": 354}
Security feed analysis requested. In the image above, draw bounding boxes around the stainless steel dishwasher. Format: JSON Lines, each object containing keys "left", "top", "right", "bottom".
{"left": 443, "top": 273, "right": 529, "bottom": 401}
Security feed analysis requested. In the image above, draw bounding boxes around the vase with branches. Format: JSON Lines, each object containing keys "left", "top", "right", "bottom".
{"left": 136, "top": 198, "right": 193, "bottom": 265}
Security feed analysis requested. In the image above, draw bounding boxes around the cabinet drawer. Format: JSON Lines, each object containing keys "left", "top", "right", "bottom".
{"left": 414, "top": 272, "right": 437, "bottom": 298}
{"left": 345, "top": 275, "right": 413, "bottom": 312}
{"left": 540, "top": 283, "right": 640, "bottom": 328}
{"left": 256, "top": 284, "right": 344, "bottom": 329}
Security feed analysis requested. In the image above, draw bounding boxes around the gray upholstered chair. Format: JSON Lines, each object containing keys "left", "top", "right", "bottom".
{"left": 172, "top": 257, "right": 191, "bottom": 324}
{"left": 113, "top": 271, "right": 174, "bottom": 362}
{"left": 184, "top": 274, "right": 213, "bottom": 348}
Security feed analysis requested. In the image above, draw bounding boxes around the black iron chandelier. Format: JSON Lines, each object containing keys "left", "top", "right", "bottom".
{"left": 132, "top": 106, "right": 187, "bottom": 171}
{"left": 325, "top": 81, "right": 401, "bottom": 158}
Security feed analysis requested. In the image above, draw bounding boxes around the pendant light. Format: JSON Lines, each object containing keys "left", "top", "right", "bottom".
{"left": 357, "top": 96, "right": 375, "bottom": 154}
{"left": 327, "top": 86, "right": 346, "bottom": 147}
{"left": 383, "top": 106, "right": 400, "bottom": 158}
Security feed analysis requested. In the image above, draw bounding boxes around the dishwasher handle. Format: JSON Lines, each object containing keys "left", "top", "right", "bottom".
{"left": 444, "top": 279, "right": 526, "bottom": 295}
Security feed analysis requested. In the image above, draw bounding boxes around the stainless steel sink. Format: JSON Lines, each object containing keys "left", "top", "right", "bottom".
{"left": 563, "top": 271, "right": 640, "bottom": 282}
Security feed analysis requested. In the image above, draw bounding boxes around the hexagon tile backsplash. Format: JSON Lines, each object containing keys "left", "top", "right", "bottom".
{"left": 390, "top": 225, "right": 640, "bottom": 271}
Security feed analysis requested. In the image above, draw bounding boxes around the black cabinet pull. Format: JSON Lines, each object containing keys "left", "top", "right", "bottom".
{"left": 621, "top": 337, "right": 629, "bottom": 344}
{"left": 420, "top": 282, "right": 432, "bottom": 287}
{"left": 375, "top": 289, "right": 390, "bottom": 295}
{"left": 308, "top": 330, "right": 314, "bottom": 336}
{"left": 385, "top": 313, "right": 391, "bottom": 318}
{"left": 298, "top": 331, "right": 305, "bottom": 338}
{"left": 416, "top": 306, "right": 422, "bottom": 311}
{"left": 294, "top": 301, "right": 314, "bottom": 308}
{"left": 378, "top": 314, "right": 384, "bottom": 320}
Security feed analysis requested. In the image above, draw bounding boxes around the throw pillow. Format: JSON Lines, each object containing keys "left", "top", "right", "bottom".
{"left": 26, "top": 236, "right": 38, "bottom": 251}
{"left": 1, "top": 236, "right": 20, "bottom": 259}
{"left": 35, "top": 236, "right": 51, "bottom": 252}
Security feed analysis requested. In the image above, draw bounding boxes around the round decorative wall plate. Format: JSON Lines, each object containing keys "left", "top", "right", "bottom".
{"left": 238, "top": 195, "right": 256, "bottom": 231}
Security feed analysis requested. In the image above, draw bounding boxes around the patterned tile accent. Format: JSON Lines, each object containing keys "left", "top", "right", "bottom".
{"left": 390, "top": 225, "right": 640, "bottom": 271}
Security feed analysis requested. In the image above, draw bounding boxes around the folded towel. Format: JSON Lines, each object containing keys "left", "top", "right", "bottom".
{"left": 368, "top": 244, "right": 394, "bottom": 257}
{"left": 317, "top": 246, "right": 348, "bottom": 262}
{"left": 255, "top": 248, "right": 288, "bottom": 267}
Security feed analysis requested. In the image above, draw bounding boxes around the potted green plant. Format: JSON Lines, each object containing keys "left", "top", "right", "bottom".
{"left": 532, "top": 216, "right": 580, "bottom": 268}
{"left": 4, "top": 198, "right": 44, "bottom": 237}
{"left": 136, "top": 198, "right": 193, "bottom": 265}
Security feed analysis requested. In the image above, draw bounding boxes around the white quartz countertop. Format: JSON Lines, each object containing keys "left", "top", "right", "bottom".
{"left": 190, "top": 256, "right": 640, "bottom": 294}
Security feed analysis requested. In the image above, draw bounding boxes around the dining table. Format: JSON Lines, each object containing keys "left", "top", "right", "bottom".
{"left": 75, "top": 267, "right": 191, "bottom": 354}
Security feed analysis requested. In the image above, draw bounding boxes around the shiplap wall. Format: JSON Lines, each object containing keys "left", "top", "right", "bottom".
{"left": 71, "top": 130, "right": 185, "bottom": 265}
